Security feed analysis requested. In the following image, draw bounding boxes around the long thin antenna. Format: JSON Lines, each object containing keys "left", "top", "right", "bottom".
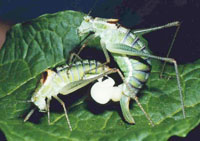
{"left": 16, "top": 100, "right": 32, "bottom": 103}
{"left": 88, "top": 0, "right": 99, "bottom": 16}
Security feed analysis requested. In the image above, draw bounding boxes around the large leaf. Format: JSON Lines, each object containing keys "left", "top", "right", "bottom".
{"left": 0, "top": 10, "right": 200, "bottom": 141}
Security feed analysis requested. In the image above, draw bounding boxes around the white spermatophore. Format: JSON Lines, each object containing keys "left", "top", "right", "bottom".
{"left": 90, "top": 77, "right": 123, "bottom": 104}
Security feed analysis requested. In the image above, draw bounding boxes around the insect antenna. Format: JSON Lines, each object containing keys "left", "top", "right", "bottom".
{"left": 87, "top": 0, "right": 99, "bottom": 16}
{"left": 16, "top": 100, "right": 32, "bottom": 103}
{"left": 15, "top": 99, "right": 35, "bottom": 122}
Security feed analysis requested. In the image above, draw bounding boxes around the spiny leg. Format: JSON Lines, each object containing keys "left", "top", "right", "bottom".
{"left": 81, "top": 43, "right": 112, "bottom": 79}
{"left": 72, "top": 35, "right": 111, "bottom": 77}
{"left": 69, "top": 32, "right": 95, "bottom": 65}
{"left": 67, "top": 32, "right": 95, "bottom": 69}
{"left": 133, "top": 21, "right": 181, "bottom": 78}
{"left": 160, "top": 24, "right": 181, "bottom": 78}
{"left": 107, "top": 43, "right": 185, "bottom": 118}
{"left": 134, "top": 96, "right": 154, "bottom": 126}
{"left": 68, "top": 53, "right": 83, "bottom": 65}
{"left": 67, "top": 52, "right": 84, "bottom": 75}
{"left": 54, "top": 96, "right": 72, "bottom": 131}
{"left": 133, "top": 21, "right": 180, "bottom": 35}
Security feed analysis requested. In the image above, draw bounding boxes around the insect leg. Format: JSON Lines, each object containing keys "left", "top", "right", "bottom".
{"left": 80, "top": 43, "right": 111, "bottom": 79}
{"left": 107, "top": 43, "right": 185, "bottom": 118}
{"left": 54, "top": 96, "right": 72, "bottom": 131}
{"left": 120, "top": 90, "right": 155, "bottom": 126}
{"left": 133, "top": 21, "right": 181, "bottom": 78}
{"left": 120, "top": 84, "right": 154, "bottom": 126}
{"left": 24, "top": 108, "right": 36, "bottom": 122}
{"left": 69, "top": 32, "right": 95, "bottom": 64}
{"left": 67, "top": 53, "right": 83, "bottom": 74}
{"left": 133, "top": 21, "right": 180, "bottom": 35}
{"left": 106, "top": 68, "right": 141, "bottom": 125}
{"left": 68, "top": 53, "right": 83, "bottom": 64}
{"left": 160, "top": 25, "right": 180, "bottom": 78}
{"left": 134, "top": 96, "right": 154, "bottom": 126}
{"left": 73, "top": 35, "right": 111, "bottom": 77}
{"left": 47, "top": 98, "right": 51, "bottom": 125}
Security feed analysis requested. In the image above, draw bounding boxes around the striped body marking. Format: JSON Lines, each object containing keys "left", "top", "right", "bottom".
{"left": 25, "top": 60, "right": 115, "bottom": 131}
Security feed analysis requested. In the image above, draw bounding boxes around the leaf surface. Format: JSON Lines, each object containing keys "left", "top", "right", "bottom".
{"left": 0, "top": 10, "right": 200, "bottom": 141}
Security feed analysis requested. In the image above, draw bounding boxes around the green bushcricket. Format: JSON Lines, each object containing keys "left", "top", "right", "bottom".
{"left": 24, "top": 59, "right": 122, "bottom": 131}
{"left": 77, "top": 15, "right": 185, "bottom": 126}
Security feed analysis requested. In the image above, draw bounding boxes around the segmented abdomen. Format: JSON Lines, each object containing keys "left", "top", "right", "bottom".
{"left": 56, "top": 60, "right": 105, "bottom": 83}
{"left": 33, "top": 60, "right": 105, "bottom": 98}
{"left": 112, "top": 27, "right": 151, "bottom": 95}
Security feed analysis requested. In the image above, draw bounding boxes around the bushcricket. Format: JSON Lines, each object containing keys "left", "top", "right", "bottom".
{"left": 76, "top": 14, "right": 185, "bottom": 126}
{"left": 24, "top": 59, "right": 121, "bottom": 131}
{"left": 23, "top": 9, "right": 185, "bottom": 130}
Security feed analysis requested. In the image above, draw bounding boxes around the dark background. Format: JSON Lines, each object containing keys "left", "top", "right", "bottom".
{"left": 0, "top": 0, "right": 200, "bottom": 140}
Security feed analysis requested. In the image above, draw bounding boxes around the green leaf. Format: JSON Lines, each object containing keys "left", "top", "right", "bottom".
{"left": 0, "top": 10, "right": 200, "bottom": 141}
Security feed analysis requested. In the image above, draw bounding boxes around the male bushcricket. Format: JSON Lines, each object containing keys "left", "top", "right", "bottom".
{"left": 77, "top": 15, "right": 185, "bottom": 126}
{"left": 24, "top": 59, "right": 122, "bottom": 131}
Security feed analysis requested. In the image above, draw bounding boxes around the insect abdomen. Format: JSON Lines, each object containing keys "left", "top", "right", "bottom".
{"left": 57, "top": 60, "right": 105, "bottom": 83}
{"left": 113, "top": 29, "right": 151, "bottom": 94}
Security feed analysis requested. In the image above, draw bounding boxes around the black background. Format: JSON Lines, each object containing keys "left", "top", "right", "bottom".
{"left": 0, "top": 0, "right": 200, "bottom": 140}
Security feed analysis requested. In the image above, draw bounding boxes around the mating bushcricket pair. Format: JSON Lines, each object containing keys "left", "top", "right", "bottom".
{"left": 24, "top": 13, "right": 185, "bottom": 131}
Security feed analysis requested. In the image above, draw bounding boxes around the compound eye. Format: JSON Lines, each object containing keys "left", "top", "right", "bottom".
{"left": 33, "top": 97, "right": 38, "bottom": 102}
{"left": 84, "top": 16, "right": 91, "bottom": 22}
{"left": 41, "top": 71, "right": 48, "bottom": 84}
{"left": 85, "top": 18, "right": 90, "bottom": 22}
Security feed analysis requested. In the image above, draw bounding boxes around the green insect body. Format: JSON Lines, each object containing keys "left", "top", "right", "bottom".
{"left": 25, "top": 60, "right": 115, "bottom": 131}
{"left": 78, "top": 16, "right": 185, "bottom": 126}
